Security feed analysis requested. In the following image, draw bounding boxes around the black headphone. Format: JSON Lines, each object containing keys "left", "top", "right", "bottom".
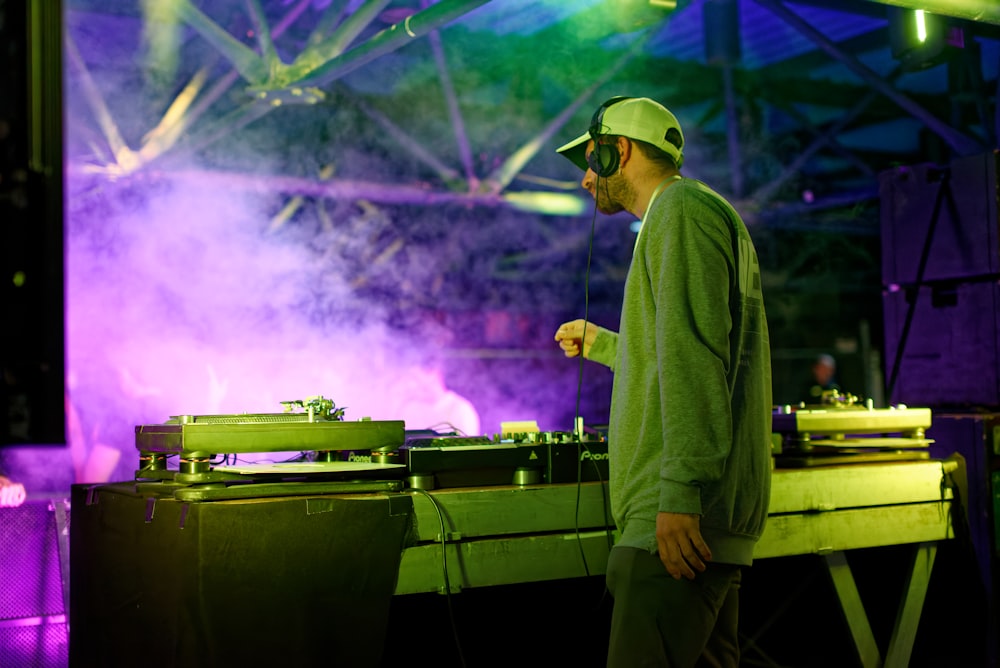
{"left": 587, "top": 96, "right": 633, "bottom": 178}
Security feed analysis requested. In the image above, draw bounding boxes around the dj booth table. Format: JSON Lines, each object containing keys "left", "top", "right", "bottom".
{"left": 70, "top": 458, "right": 958, "bottom": 668}
{"left": 395, "top": 459, "right": 958, "bottom": 668}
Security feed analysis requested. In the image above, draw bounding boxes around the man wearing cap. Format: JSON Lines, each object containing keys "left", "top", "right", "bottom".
{"left": 553, "top": 96, "right": 772, "bottom": 667}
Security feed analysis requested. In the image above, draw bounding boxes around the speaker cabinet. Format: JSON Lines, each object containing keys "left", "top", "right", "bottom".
{"left": 927, "top": 412, "right": 1000, "bottom": 664}
{"left": 0, "top": 0, "right": 66, "bottom": 446}
{"left": 883, "top": 280, "right": 1000, "bottom": 408}
{"left": 70, "top": 483, "right": 412, "bottom": 668}
{"left": 927, "top": 413, "right": 1000, "bottom": 588}
{"left": 0, "top": 498, "right": 70, "bottom": 668}
{"left": 879, "top": 151, "right": 999, "bottom": 285}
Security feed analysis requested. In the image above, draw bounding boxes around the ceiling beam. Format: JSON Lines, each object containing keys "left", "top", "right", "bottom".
{"left": 861, "top": 0, "right": 1000, "bottom": 26}
{"left": 294, "top": 0, "right": 492, "bottom": 88}
{"left": 754, "top": 0, "right": 986, "bottom": 155}
{"left": 750, "top": 86, "right": 882, "bottom": 206}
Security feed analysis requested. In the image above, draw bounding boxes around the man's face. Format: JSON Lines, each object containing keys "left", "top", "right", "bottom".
{"left": 813, "top": 361, "right": 834, "bottom": 384}
{"left": 583, "top": 139, "right": 630, "bottom": 216}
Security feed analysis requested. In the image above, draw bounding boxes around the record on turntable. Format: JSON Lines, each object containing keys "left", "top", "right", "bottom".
{"left": 772, "top": 400, "right": 933, "bottom": 467}
{"left": 134, "top": 395, "right": 405, "bottom": 481}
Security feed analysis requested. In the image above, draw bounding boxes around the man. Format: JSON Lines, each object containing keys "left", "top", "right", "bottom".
{"left": 552, "top": 96, "right": 772, "bottom": 667}
{"left": 800, "top": 353, "right": 841, "bottom": 404}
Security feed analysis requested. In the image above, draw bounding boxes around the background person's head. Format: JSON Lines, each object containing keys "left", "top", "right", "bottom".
{"left": 812, "top": 354, "right": 836, "bottom": 386}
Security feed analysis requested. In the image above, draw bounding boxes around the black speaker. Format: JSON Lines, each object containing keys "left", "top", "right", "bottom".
{"left": 1, "top": 0, "right": 66, "bottom": 446}
{"left": 926, "top": 413, "right": 1000, "bottom": 592}
{"left": 879, "top": 152, "right": 999, "bottom": 286}
{"left": 880, "top": 152, "right": 1000, "bottom": 410}
{"left": 883, "top": 280, "right": 1000, "bottom": 408}
{"left": 70, "top": 483, "right": 413, "bottom": 668}
{"left": 587, "top": 96, "right": 633, "bottom": 177}
{"left": 0, "top": 498, "right": 70, "bottom": 668}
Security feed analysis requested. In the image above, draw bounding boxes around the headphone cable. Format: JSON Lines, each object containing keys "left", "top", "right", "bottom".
{"left": 570, "top": 170, "right": 603, "bottom": 577}
{"left": 575, "top": 170, "right": 601, "bottom": 434}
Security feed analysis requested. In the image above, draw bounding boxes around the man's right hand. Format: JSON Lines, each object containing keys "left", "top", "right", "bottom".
{"left": 554, "top": 319, "right": 598, "bottom": 359}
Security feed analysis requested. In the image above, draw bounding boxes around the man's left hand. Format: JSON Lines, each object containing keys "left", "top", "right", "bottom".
{"left": 0, "top": 481, "right": 26, "bottom": 508}
{"left": 655, "top": 511, "right": 712, "bottom": 580}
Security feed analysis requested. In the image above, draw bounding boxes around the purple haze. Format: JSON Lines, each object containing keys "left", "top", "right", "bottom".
{"left": 56, "top": 4, "right": 604, "bottom": 485}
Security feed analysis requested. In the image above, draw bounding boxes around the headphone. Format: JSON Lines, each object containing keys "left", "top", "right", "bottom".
{"left": 587, "top": 96, "right": 633, "bottom": 178}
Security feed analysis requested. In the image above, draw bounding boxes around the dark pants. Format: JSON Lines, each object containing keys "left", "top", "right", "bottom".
{"left": 606, "top": 546, "right": 742, "bottom": 668}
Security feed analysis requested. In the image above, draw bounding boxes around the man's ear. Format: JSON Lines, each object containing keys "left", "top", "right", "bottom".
{"left": 617, "top": 136, "right": 633, "bottom": 166}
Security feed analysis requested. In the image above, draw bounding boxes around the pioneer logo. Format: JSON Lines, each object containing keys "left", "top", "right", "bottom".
{"left": 347, "top": 453, "right": 373, "bottom": 463}
{"left": 580, "top": 450, "right": 609, "bottom": 462}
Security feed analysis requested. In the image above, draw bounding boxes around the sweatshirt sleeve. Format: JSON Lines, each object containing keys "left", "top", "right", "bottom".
{"left": 645, "top": 188, "right": 735, "bottom": 515}
{"left": 588, "top": 327, "right": 618, "bottom": 371}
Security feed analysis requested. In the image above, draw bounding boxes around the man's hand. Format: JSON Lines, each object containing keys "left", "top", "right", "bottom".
{"left": 0, "top": 476, "right": 26, "bottom": 508}
{"left": 656, "top": 511, "right": 712, "bottom": 580}
{"left": 554, "top": 319, "right": 598, "bottom": 359}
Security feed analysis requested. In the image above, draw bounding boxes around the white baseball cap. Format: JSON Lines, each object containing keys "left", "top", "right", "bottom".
{"left": 557, "top": 96, "right": 684, "bottom": 170}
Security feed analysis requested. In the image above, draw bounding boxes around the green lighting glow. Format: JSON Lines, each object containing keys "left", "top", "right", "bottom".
{"left": 503, "top": 191, "right": 588, "bottom": 216}
{"left": 12, "top": 270, "right": 26, "bottom": 287}
{"left": 915, "top": 10, "right": 927, "bottom": 43}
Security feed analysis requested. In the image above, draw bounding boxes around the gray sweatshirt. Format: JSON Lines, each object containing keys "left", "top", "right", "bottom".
{"left": 587, "top": 177, "right": 772, "bottom": 566}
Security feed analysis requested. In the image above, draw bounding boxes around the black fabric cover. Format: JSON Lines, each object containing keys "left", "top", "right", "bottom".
{"left": 70, "top": 482, "right": 413, "bottom": 668}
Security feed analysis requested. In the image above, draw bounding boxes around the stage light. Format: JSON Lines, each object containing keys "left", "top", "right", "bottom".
{"left": 888, "top": 7, "right": 963, "bottom": 71}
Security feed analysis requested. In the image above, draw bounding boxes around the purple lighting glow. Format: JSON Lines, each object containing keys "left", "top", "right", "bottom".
{"left": 0, "top": 621, "right": 68, "bottom": 668}
{"left": 60, "top": 1, "right": 608, "bottom": 485}
{"left": 64, "top": 164, "right": 492, "bottom": 480}
{"left": 0, "top": 501, "right": 69, "bottom": 668}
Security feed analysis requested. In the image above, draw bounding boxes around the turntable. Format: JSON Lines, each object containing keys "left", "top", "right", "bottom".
{"left": 772, "top": 397, "right": 933, "bottom": 467}
{"left": 133, "top": 396, "right": 406, "bottom": 497}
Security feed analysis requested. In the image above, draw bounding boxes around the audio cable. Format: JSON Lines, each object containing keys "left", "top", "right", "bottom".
{"left": 405, "top": 487, "right": 467, "bottom": 668}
